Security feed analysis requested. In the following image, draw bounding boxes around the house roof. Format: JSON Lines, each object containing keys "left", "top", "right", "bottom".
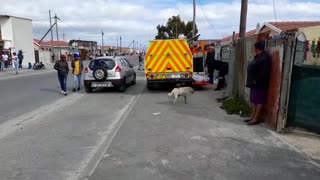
{"left": 221, "top": 29, "right": 257, "bottom": 43}
{"left": 33, "top": 39, "right": 69, "bottom": 47}
{"left": 0, "top": 15, "right": 32, "bottom": 21}
{"left": 263, "top": 21, "right": 320, "bottom": 32}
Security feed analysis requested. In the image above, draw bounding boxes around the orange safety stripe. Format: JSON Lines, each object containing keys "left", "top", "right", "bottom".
{"left": 146, "top": 40, "right": 166, "bottom": 69}
{"left": 149, "top": 41, "right": 167, "bottom": 71}
{"left": 146, "top": 40, "right": 193, "bottom": 73}
{"left": 172, "top": 40, "right": 192, "bottom": 68}
{"left": 149, "top": 41, "right": 169, "bottom": 72}
{"left": 168, "top": 41, "right": 189, "bottom": 71}
{"left": 179, "top": 40, "right": 192, "bottom": 57}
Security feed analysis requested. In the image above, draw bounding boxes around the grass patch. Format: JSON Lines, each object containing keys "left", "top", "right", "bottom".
{"left": 221, "top": 96, "right": 251, "bottom": 117}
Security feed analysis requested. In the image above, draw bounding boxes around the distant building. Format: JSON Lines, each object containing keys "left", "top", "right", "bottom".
{"left": 33, "top": 39, "right": 69, "bottom": 64}
{"left": 0, "top": 15, "right": 35, "bottom": 66}
{"left": 69, "top": 40, "right": 98, "bottom": 60}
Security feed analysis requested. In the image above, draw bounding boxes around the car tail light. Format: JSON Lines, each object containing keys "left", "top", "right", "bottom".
{"left": 84, "top": 67, "right": 88, "bottom": 73}
{"left": 150, "top": 74, "right": 155, "bottom": 79}
{"left": 185, "top": 73, "right": 189, "bottom": 78}
{"left": 115, "top": 65, "right": 121, "bottom": 72}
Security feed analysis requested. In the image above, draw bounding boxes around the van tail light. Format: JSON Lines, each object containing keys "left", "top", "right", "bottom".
{"left": 84, "top": 67, "right": 88, "bottom": 73}
{"left": 115, "top": 65, "right": 122, "bottom": 72}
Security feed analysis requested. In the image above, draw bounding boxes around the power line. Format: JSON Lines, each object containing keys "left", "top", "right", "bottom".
{"left": 197, "top": 0, "right": 220, "bottom": 36}
{"left": 58, "top": 18, "right": 85, "bottom": 33}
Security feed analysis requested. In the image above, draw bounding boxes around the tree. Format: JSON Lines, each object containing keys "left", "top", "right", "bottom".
{"left": 155, "top": 15, "right": 198, "bottom": 40}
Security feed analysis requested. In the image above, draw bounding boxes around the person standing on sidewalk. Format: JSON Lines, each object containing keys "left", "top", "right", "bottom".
{"left": 71, "top": 54, "right": 83, "bottom": 92}
{"left": 245, "top": 41, "right": 271, "bottom": 126}
{"left": 205, "top": 48, "right": 216, "bottom": 84}
{"left": 0, "top": 54, "right": 3, "bottom": 71}
{"left": 18, "top": 50, "right": 24, "bottom": 68}
{"left": 12, "top": 52, "right": 19, "bottom": 75}
{"left": 138, "top": 53, "right": 143, "bottom": 70}
{"left": 54, "top": 54, "right": 69, "bottom": 95}
{"left": 2, "top": 52, "right": 8, "bottom": 69}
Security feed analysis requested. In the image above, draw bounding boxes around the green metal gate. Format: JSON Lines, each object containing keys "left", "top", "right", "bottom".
{"left": 287, "top": 39, "right": 320, "bottom": 133}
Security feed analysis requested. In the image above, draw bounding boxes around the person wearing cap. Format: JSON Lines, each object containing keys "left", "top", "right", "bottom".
{"left": 71, "top": 53, "right": 83, "bottom": 92}
{"left": 54, "top": 54, "right": 69, "bottom": 95}
{"left": 245, "top": 41, "right": 271, "bottom": 125}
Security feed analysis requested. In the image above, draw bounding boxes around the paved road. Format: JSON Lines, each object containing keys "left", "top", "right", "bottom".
{"left": 0, "top": 56, "right": 319, "bottom": 180}
{"left": 0, "top": 71, "right": 78, "bottom": 124}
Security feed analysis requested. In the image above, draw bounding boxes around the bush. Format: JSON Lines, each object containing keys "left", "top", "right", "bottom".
{"left": 221, "top": 96, "right": 251, "bottom": 117}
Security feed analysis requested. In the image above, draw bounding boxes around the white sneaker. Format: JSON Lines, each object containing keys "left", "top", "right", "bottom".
{"left": 61, "top": 91, "right": 65, "bottom": 95}
{"left": 63, "top": 91, "right": 68, "bottom": 95}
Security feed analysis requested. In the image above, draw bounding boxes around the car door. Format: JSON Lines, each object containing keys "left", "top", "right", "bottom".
{"left": 119, "top": 59, "right": 130, "bottom": 83}
{"left": 124, "top": 58, "right": 134, "bottom": 78}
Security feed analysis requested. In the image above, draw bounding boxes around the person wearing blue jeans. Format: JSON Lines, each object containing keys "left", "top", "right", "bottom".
{"left": 71, "top": 54, "right": 83, "bottom": 92}
{"left": 54, "top": 54, "right": 69, "bottom": 95}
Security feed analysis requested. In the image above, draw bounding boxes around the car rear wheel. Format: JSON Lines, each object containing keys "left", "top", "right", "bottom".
{"left": 147, "top": 81, "right": 154, "bottom": 90}
{"left": 118, "top": 79, "right": 127, "bottom": 92}
{"left": 131, "top": 74, "right": 136, "bottom": 85}
{"left": 85, "top": 85, "right": 93, "bottom": 93}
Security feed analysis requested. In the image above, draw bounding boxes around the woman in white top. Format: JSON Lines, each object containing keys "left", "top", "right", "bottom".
{"left": 12, "top": 52, "right": 19, "bottom": 74}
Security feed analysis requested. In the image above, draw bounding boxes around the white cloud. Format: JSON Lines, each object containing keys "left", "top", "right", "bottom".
{"left": 1, "top": 0, "right": 320, "bottom": 47}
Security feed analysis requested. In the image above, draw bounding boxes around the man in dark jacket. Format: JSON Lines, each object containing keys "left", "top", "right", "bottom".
{"left": 215, "top": 61, "right": 228, "bottom": 91}
{"left": 18, "top": 50, "right": 24, "bottom": 68}
{"left": 54, "top": 54, "right": 69, "bottom": 95}
{"left": 245, "top": 41, "right": 271, "bottom": 125}
{"left": 205, "top": 48, "right": 215, "bottom": 84}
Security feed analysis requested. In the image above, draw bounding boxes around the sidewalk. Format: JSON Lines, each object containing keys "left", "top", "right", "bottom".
{"left": 88, "top": 85, "right": 320, "bottom": 180}
{"left": 0, "top": 64, "right": 55, "bottom": 80}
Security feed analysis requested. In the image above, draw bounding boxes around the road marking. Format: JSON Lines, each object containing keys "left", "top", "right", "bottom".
{"left": 77, "top": 87, "right": 143, "bottom": 180}
{"left": 0, "top": 93, "right": 84, "bottom": 140}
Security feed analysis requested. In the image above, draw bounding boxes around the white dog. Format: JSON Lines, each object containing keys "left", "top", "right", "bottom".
{"left": 168, "top": 87, "right": 194, "bottom": 104}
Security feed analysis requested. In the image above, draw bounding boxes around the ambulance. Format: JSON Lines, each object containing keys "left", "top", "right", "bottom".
{"left": 144, "top": 39, "right": 193, "bottom": 89}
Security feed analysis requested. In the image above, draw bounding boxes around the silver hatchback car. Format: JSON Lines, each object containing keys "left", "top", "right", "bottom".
{"left": 84, "top": 56, "right": 136, "bottom": 93}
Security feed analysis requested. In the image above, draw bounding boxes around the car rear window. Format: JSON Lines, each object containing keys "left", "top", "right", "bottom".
{"left": 89, "top": 59, "right": 116, "bottom": 70}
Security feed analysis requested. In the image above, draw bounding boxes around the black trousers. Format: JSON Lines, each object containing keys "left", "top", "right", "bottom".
{"left": 216, "top": 77, "right": 225, "bottom": 90}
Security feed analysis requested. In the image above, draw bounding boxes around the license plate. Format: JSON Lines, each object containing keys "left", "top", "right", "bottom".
{"left": 171, "top": 74, "right": 180, "bottom": 78}
{"left": 91, "top": 82, "right": 113, "bottom": 88}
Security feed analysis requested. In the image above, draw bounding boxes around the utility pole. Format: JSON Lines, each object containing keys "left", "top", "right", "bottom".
{"left": 136, "top": 41, "right": 139, "bottom": 52}
{"left": 101, "top": 30, "right": 104, "bottom": 55}
{"left": 120, "top": 36, "right": 122, "bottom": 52}
{"left": 117, "top": 36, "right": 119, "bottom": 50}
{"left": 49, "top": 10, "right": 54, "bottom": 63}
{"left": 54, "top": 13, "right": 60, "bottom": 59}
{"left": 55, "top": 14, "right": 59, "bottom": 41}
{"left": 239, "top": 0, "right": 248, "bottom": 39}
{"left": 176, "top": 22, "right": 178, "bottom": 39}
{"left": 192, "top": 0, "right": 196, "bottom": 38}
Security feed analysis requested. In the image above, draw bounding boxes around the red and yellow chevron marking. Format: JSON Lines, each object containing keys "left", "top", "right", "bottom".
{"left": 145, "top": 39, "right": 193, "bottom": 73}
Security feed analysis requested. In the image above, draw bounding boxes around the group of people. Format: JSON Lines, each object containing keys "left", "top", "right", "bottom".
{"left": 54, "top": 53, "right": 83, "bottom": 95}
{"left": 0, "top": 50, "right": 24, "bottom": 74}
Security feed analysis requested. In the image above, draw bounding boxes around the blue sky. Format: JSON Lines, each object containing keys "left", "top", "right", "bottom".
{"left": 1, "top": 0, "right": 320, "bottom": 47}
